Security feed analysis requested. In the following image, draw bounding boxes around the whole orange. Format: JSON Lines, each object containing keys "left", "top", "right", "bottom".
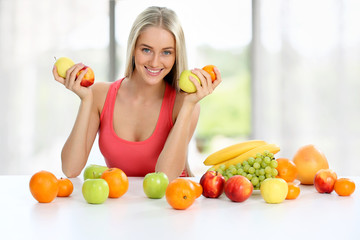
{"left": 334, "top": 178, "right": 356, "bottom": 196}
{"left": 101, "top": 168, "right": 129, "bottom": 198}
{"left": 166, "top": 179, "right": 196, "bottom": 210}
{"left": 29, "top": 170, "right": 59, "bottom": 203}
{"left": 276, "top": 158, "right": 298, "bottom": 182}
{"left": 286, "top": 182, "right": 300, "bottom": 200}
{"left": 57, "top": 178, "right": 74, "bottom": 197}
{"left": 202, "top": 65, "right": 217, "bottom": 82}
{"left": 293, "top": 144, "right": 329, "bottom": 184}
{"left": 189, "top": 180, "right": 203, "bottom": 198}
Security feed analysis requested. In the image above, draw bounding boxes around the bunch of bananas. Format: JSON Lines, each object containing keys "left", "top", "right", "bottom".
{"left": 203, "top": 140, "right": 280, "bottom": 171}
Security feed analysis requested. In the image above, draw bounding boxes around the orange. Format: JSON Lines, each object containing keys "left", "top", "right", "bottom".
{"left": 57, "top": 177, "right": 74, "bottom": 197}
{"left": 166, "top": 179, "right": 196, "bottom": 210}
{"left": 334, "top": 178, "right": 356, "bottom": 196}
{"left": 293, "top": 144, "right": 329, "bottom": 184}
{"left": 286, "top": 182, "right": 300, "bottom": 200}
{"left": 276, "top": 158, "right": 298, "bottom": 182}
{"left": 202, "top": 65, "right": 217, "bottom": 82}
{"left": 101, "top": 168, "right": 129, "bottom": 198}
{"left": 29, "top": 170, "right": 59, "bottom": 203}
{"left": 189, "top": 180, "right": 203, "bottom": 198}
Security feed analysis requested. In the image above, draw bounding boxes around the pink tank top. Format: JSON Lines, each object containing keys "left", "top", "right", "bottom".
{"left": 98, "top": 78, "right": 177, "bottom": 177}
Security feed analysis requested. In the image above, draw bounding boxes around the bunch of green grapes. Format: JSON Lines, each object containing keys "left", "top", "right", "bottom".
{"left": 214, "top": 151, "right": 278, "bottom": 190}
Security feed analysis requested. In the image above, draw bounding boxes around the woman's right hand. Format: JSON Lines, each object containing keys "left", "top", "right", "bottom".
{"left": 52, "top": 63, "right": 92, "bottom": 100}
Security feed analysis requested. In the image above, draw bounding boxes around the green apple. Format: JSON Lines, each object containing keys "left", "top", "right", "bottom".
{"left": 83, "top": 164, "right": 109, "bottom": 180}
{"left": 179, "top": 70, "right": 201, "bottom": 93}
{"left": 260, "top": 178, "right": 288, "bottom": 204}
{"left": 54, "top": 57, "right": 75, "bottom": 78}
{"left": 143, "top": 172, "right": 169, "bottom": 199}
{"left": 82, "top": 179, "right": 109, "bottom": 204}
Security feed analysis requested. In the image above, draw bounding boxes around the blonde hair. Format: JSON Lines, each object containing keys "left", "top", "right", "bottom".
{"left": 124, "top": 6, "right": 188, "bottom": 90}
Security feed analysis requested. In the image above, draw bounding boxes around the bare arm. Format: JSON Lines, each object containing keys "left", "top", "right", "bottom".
{"left": 155, "top": 67, "right": 222, "bottom": 181}
{"left": 53, "top": 64, "right": 101, "bottom": 178}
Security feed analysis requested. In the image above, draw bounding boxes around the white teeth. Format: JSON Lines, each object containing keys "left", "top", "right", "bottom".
{"left": 147, "top": 68, "right": 161, "bottom": 73}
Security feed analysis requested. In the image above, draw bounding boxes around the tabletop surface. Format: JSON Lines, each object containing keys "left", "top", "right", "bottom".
{"left": 1, "top": 175, "right": 359, "bottom": 240}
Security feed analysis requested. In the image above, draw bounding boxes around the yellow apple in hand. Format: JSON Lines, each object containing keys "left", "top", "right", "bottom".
{"left": 179, "top": 70, "right": 201, "bottom": 93}
{"left": 54, "top": 57, "right": 75, "bottom": 78}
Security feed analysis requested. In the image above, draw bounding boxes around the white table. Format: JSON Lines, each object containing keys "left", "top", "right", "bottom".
{"left": 1, "top": 175, "right": 359, "bottom": 240}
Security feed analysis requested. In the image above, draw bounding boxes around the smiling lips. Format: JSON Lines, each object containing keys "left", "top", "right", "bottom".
{"left": 145, "top": 66, "right": 163, "bottom": 76}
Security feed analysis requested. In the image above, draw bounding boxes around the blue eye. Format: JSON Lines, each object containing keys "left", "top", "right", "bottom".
{"left": 163, "top": 50, "right": 172, "bottom": 56}
{"left": 142, "top": 48, "right": 151, "bottom": 53}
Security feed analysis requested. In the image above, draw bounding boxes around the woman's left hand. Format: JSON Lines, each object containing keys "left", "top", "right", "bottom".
{"left": 183, "top": 67, "right": 222, "bottom": 104}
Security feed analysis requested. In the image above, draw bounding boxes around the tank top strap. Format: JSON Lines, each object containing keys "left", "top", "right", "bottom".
{"left": 100, "top": 78, "right": 124, "bottom": 122}
{"left": 162, "top": 83, "right": 176, "bottom": 126}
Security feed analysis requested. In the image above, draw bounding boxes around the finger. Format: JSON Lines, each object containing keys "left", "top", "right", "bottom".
{"left": 52, "top": 65, "right": 65, "bottom": 85}
{"left": 212, "top": 67, "right": 222, "bottom": 88}
{"left": 74, "top": 67, "right": 88, "bottom": 87}
{"left": 191, "top": 68, "right": 208, "bottom": 89}
{"left": 66, "top": 63, "right": 84, "bottom": 89}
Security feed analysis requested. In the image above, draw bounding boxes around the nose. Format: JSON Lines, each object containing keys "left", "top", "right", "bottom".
{"left": 149, "top": 53, "right": 161, "bottom": 67}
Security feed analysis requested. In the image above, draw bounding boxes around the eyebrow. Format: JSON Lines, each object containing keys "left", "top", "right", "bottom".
{"left": 139, "top": 44, "right": 174, "bottom": 50}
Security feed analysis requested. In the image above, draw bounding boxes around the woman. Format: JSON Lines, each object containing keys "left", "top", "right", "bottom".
{"left": 52, "top": 6, "right": 222, "bottom": 181}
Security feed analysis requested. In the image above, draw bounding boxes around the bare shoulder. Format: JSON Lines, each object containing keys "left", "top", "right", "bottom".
{"left": 91, "top": 81, "right": 112, "bottom": 112}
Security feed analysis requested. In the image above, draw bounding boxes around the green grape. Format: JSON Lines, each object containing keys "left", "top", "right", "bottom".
{"left": 217, "top": 169, "right": 224, "bottom": 175}
{"left": 251, "top": 177, "right": 259, "bottom": 186}
{"left": 255, "top": 169, "right": 260, "bottom": 176}
{"left": 248, "top": 167, "right": 255, "bottom": 174}
{"left": 219, "top": 164, "right": 226, "bottom": 171}
{"left": 268, "top": 153, "right": 274, "bottom": 158}
{"left": 242, "top": 160, "right": 249, "bottom": 166}
{"left": 265, "top": 173, "right": 272, "bottom": 179}
{"left": 208, "top": 167, "right": 216, "bottom": 172}
{"left": 224, "top": 176, "right": 229, "bottom": 181}
{"left": 228, "top": 164, "right": 236, "bottom": 170}
{"left": 265, "top": 166, "right": 272, "bottom": 174}
{"left": 261, "top": 162, "right": 268, "bottom": 168}
{"left": 230, "top": 167, "right": 237, "bottom": 175}
{"left": 253, "top": 162, "right": 260, "bottom": 169}
{"left": 243, "top": 165, "right": 250, "bottom": 172}
{"left": 227, "top": 173, "right": 233, "bottom": 179}
{"left": 255, "top": 157, "right": 262, "bottom": 164}
{"left": 235, "top": 163, "right": 242, "bottom": 169}
{"left": 271, "top": 168, "right": 278, "bottom": 177}
{"left": 246, "top": 174, "right": 253, "bottom": 180}
{"left": 263, "top": 150, "right": 270, "bottom": 156}
{"left": 264, "top": 156, "right": 271, "bottom": 164}
{"left": 241, "top": 172, "right": 247, "bottom": 177}
{"left": 248, "top": 157, "right": 255, "bottom": 166}
{"left": 255, "top": 183, "right": 261, "bottom": 189}
{"left": 237, "top": 168, "right": 244, "bottom": 175}
{"left": 256, "top": 153, "right": 262, "bottom": 158}
{"left": 254, "top": 186, "right": 260, "bottom": 190}
{"left": 259, "top": 169, "right": 265, "bottom": 176}
{"left": 270, "top": 160, "right": 278, "bottom": 168}
{"left": 259, "top": 175, "right": 265, "bottom": 181}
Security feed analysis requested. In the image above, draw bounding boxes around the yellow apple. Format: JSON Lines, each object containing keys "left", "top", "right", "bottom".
{"left": 179, "top": 70, "right": 201, "bottom": 93}
{"left": 54, "top": 57, "right": 75, "bottom": 78}
{"left": 260, "top": 178, "right": 288, "bottom": 204}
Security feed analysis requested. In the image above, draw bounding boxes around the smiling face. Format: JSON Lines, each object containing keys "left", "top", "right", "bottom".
{"left": 132, "top": 26, "right": 176, "bottom": 86}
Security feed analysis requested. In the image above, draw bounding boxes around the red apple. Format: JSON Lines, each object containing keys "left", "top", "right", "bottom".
{"left": 76, "top": 66, "right": 95, "bottom": 87}
{"left": 314, "top": 169, "right": 337, "bottom": 193}
{"left": 199, "top": 171, "right": 225, "bottom": 198}
{"left": 224, "top": 175, "right": 253, "bottom": 202}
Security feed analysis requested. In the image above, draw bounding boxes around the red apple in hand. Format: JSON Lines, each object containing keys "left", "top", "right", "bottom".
{"left": 76, "top": 66, "right": 95, "bottom": 87}
{"left": 200, "top": 171, "right": 225, "bottom": 198}
{"left": 314, "top": 169, "right": 337, "bottom": 193}
{"left": 224, "top": 175, "right": 253, "bottom": 202}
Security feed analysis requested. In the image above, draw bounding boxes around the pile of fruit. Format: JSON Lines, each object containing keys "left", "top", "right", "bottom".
{"left": 29, "top": 141, "right": 357, "bottom": 209}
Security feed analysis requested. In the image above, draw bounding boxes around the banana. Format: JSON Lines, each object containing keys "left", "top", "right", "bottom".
{"left": 211, "top": 143, "right": 280, "bottom": 170}
{"left": 203, "top": 140, "right": 267, "bottom": 166}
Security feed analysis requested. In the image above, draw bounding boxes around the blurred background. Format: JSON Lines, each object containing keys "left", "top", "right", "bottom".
{"left": 1, "top": 0, "right": 359, "bottom": 177}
